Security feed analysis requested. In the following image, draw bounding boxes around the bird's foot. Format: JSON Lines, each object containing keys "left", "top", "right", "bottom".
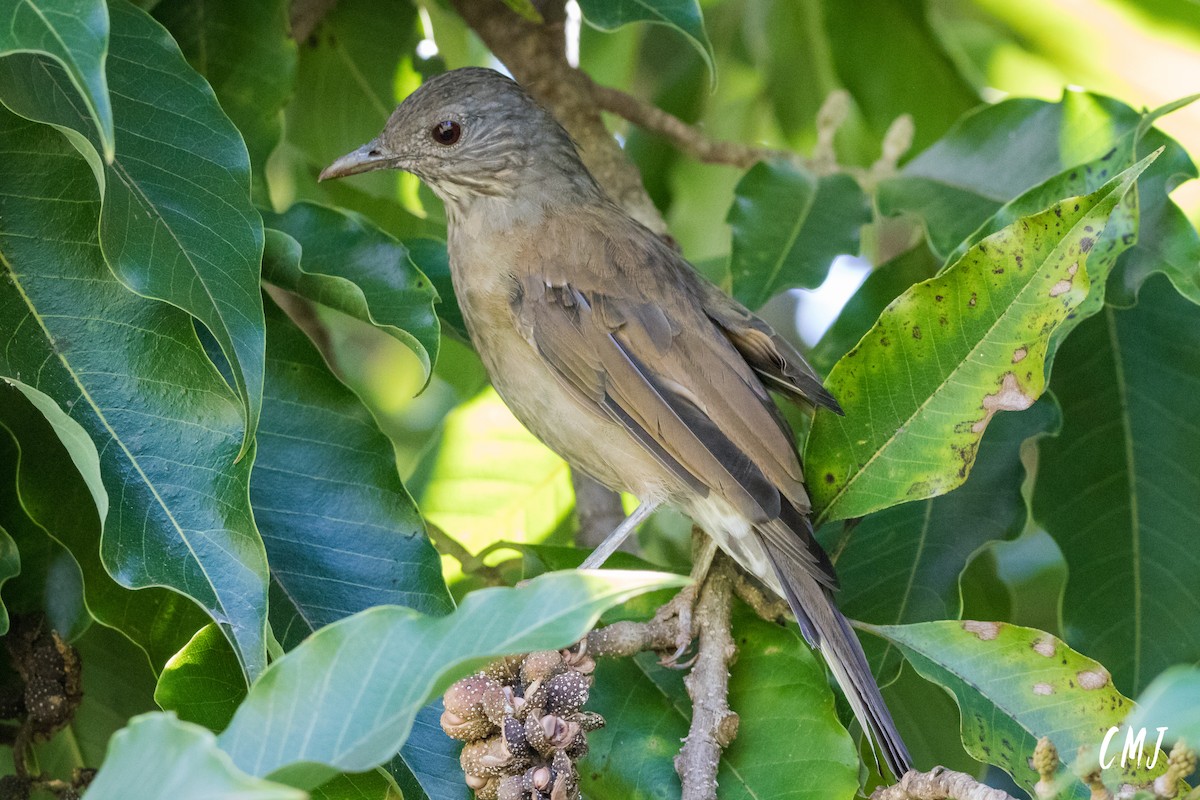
{"left": 653, "top": 584, "right": 699, "bottom": 668}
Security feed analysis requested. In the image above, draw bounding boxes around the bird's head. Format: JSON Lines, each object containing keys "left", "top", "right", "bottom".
{"left": 319, "top": 67, "right": 593, "bottom": 207}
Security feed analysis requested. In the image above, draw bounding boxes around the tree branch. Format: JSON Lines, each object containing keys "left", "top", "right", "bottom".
{"left": 871, "top": 768, "right": 1018, "bottom": 800}
{"left": 675, "top": 554, "right": 739, "bottom": 799}
{"left": 587, "top": 80, "right": 786, "bottom": 170}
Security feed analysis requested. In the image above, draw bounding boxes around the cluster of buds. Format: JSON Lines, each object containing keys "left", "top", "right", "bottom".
{"left": 441, "top": 645, "right": 604, "bottom": 800}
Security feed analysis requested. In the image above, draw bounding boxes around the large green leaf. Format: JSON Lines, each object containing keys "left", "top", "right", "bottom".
{"left": 285, "top": 0, "right": 416, "bottom": 200}
{"left": 577, "top": 0, "right": 715, "bottom": 83}
{"left": 727, "top": 160, "right": 867, "bottom": 309}
{"left": 412, "top": 388, "right": 575, "bottom": 580}
{"left": 823, "top": 400, "right": 1056, "bottom": 677}
{"left": 1033, "top": 276, "right": 1200, "bottom": 695}
{"left": 879, "top": 92, "right": 1199, "bottom": 304}
{"left": 88, "top": 713, "right": 305, "bottom": 800}
{"left": 155, "top": 623, "right": 245, "bottom": 732}
{"left": 256, "top": 297, "right": 452, "bottom": 651}
{"left": 804, "top": 159, "right": 1148, "bottom": 523}
{"left": 0, "top": 382, "right": 209, "bottom": 669}
{"left": 0, "top": 108, "right": 269, "bottom": 678}
{"left": 0, "top": 431, "right": 91, "bottom": 642}
{"left": 583, "top": 605, "right": 859, "bottom": 800}
{"left": 262, "top": 202, "right": 441, "bottom": 381}
{"left": 0, "top": 523, "right": 17, "bottom": 635}
{"left": 0, "top": 0, "right": 114, "bottom": 159}
{"left": 822, "top": 0, "right": 979, "bottom": 152}
{"left": 870, "top": 621, "right": 1168, "bottom": 798}
{"left": 1125, "top": 666, "right": 1200, "bottom": 747}
{"left": 218, "top": 571, "right": 686, "bottom": 788}
{"left": 0, "top": 0, "right": 266, "bottom": 454}
{"left": 153, "top": 0, "right": 297, "bottom": 199}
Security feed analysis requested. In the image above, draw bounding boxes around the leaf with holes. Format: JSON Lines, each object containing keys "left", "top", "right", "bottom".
{"left": 870, "top": 621, "right": 1168, "bottom": 798}
{"left": 804, "top": 156, "right": 1152, "bottom": 524}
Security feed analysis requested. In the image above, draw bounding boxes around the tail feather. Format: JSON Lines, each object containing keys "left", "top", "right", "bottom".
{"left": 758, "top": 526, "right": 913, "bottom": 779}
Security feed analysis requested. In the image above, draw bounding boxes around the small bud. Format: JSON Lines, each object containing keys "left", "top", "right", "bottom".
{"left": 503, "top": 716, "right": 536, "bottom": 759}
{"left": 1153, "top": 740, "right": 1196, "bottom": 799}
{"left": 1033, "top": 736, "right": 1059, "bottom": 799}
{"left": 497, "top": 774, "right": 529, "bottom": 800}
{"left": 461, "top": 736, "right": 527, "bottom": 778}
{"left": 482, "top": 684, "right": 517, "bottom": 726}
{"left": 521, "top": 651, "right": 565, "bottom": 685}
{"left": 544, "top": 672, "right": 589, "bottom": 715}
{"left": 445, "top": 675, "right": 499, "bottom": 719}
{"left": 484, "top": 655, "right": 526, "bottom": 683}
{"left": 475, "top": 777, "right": 500, "bottom": 800}
{"left": 441, "top": 708, "right": 496, "bottom": 741}
{"left": 568, "top": 711, "right": 605, "bottom": 732}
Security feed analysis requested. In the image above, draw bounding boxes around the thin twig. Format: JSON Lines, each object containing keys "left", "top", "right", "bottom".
{"left": 588, "top": 80, "right": 789, "bottom": 170}
{"left": 871, "top": 768, "right": 1018, "bottom": 800}
{"left": 571, "top": 471, "right": 631, "bottom": 552}
{"left": 675, "top": 554, "right": 739, "bottom": 800}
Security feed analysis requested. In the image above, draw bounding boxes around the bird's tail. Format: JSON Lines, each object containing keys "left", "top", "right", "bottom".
{"left": 757, "top": 522, "right": 913, "bottom": 780}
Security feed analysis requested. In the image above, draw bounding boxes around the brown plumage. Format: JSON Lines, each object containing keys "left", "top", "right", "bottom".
{"left": 321, "top": 67, "right": 912, "bottom": 779}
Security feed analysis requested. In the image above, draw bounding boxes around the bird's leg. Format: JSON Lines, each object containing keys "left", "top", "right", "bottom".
{"left": 657, "top": 532, "right": 718, "bottom": 667}
{"left": 579, "top": 499, "right": 661, "bottom": 569}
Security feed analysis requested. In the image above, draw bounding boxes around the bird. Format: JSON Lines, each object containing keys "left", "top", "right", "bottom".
{"left": 320, "top": 66, "right": 913, "bottom": 779}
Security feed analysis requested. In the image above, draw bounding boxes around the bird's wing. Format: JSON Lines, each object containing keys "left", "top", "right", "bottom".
{"left": 510, "top": 262, "right": 809, "bottom": 522}
{"left": 696, "top": 281, "right": 842, "bottom": 414}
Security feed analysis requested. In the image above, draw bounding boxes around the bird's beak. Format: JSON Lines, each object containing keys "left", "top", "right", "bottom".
{"left": 318, "top": 139, "right": 395, "bottom": 181}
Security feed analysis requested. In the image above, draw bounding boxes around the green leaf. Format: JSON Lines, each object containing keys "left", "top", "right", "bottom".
{"left": 1125, "top": 666, "right": 1200, "bottom": 747}
{"left": 809, "top": 244, "right": 941, "bottom": 374}
{"left": 413, "top": 388, "right": 575, "bottom": 580}
{"left": 0, "top": 382, "right": 209, "bottom": 669}
{"left": 153, "top": 0, "right": 298, "bottom": 199}
{"left": 804, "top": 158, "right": 1150, "bottom": 523}
{"left": 822, "top": 400, "right": 1056, "bottom": 677}
{"left": 727, "top": 160, "right": 868, "bottom": 309}
{"left": 577, "top": 0, "right": 715, "bottom": 84}
{"left": 312, "top": 771, "right": 402, "bottom": 800}
{"left": 1033, "top": 276, "right": 1200, "bottom": 694}
{"left": 878, "top": 92, "right": 1199, "bottom": 303}
{"left": 0, "top": 108, "right": 269, "bottom": 678}
{"left": 262, "top": 202, "right": 441, "bottom": 382}
{"left": 156, "top": 623, "right": 246, "bottom": 732}
{"left": 869, "top": 621, "right": 1166, "bottom": 798}
{"left": 386, "top": 702, "right": 466, "bottom": 800}
{"left": 0, "top": 433, "right": 91, "bottom": 641}
{"left": 822, "top": 0, "right": 979, "bottom": 152}
{"left": 285, "top": 0, "right": 416, "bottom": 200}
{"left": 0, "top": 0, "right": 114, "bottom": 159}
{"left": 0, "top": 0, "right": 267, "bottom": 455}
{"left": 0, "top": 523, "right": 16, "bottom": 635}
{"left": 88, "top": 713, "right": 305, "bottom": 800}
{"left": 256, "top": 297, "right": 452, "bottom": 651}
{"left": 583, "top": 605, "right": 859, "bottom": 800}
{"left": 217, "top": 570, "right": 687, "bottom": 788}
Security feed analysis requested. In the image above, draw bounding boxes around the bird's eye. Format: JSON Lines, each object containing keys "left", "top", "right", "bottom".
{"left": 431, "top": 120, "right": 462, "bottom": 146}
